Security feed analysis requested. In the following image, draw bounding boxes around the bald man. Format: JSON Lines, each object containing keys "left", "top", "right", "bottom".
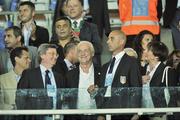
{"left": 97, "top": 30, "right": 142, "bottom": 120}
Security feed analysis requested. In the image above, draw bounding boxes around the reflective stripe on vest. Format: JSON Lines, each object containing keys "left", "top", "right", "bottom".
{"left": 122, "top": 20, "right": 159, "bottom": 26}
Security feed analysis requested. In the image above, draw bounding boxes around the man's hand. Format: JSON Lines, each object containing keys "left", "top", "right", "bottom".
{"left": 87, "top": 84, "right": 98, "bottom": 94}
{"left": 131, "top": 114, "right": 139, "bottom": 120}
{"left": 142, "top": 75, "right": 150, "bottom": 84}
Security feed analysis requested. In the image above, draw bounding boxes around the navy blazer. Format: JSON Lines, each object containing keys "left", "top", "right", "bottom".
{"left": 98, "top": 54, "right": 142, "bottom": 108}
{"left": 16, "top": 67, "right": 65, "bottom": 110}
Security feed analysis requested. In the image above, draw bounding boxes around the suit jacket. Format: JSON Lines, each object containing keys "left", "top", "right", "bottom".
{"left": 16, "top": 67, "right": 65, "bottom": 110}
{"left": 163, "top": 0, "right": 178, "bottom": 27}
{"left": 29, "top": 25, "right": 49, "bottom": 47}
{"left": 0, "top": 70, "right": 17, "bottom": 110}
{"left": 20, "top": 22, "right": 49, "bottom": 48}
{"left": 98, "top": 54, "right": 142, "bottom": 108}
{"left": 65, "top": 64, "right": 101, "bottom": 109}
{"left": 53, "top": 60, "right": 68, "bottom": 75}
{"left": 149, "top": 62, "right": 177, "bottom": 107}
{"left": 0, "top": 46, "right": 38, "bottom": 75}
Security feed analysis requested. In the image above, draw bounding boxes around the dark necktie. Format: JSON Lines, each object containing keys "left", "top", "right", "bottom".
{"left": 45, "top": 70, "right": 51, "bottom": 88}
{"left": 73, "top": 21, "right": 78, "bottom": 28}
{"left": 69, "top": 65, "right": 76, "bottom": 70}
{"left": 108, "top": 57, "right": 116, "bottom": 74}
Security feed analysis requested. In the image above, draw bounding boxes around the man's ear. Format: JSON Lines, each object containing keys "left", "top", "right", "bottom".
{"left": 32, "top": 10, "right": 35, "bottom": 17}
{"left": 15, "top": 56, "right": 19, "bottom": 63}
{"left": 17, "top": 36, "right": 22, "bottom": 43}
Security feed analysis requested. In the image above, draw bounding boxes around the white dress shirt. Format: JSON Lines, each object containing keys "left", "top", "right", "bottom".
{"left": 40, "top": 64, "right": 57, "bottom": 109}
{"left": 104, "top": 51, "right": 125, "bottom": 97}
{"left": 77, "top": 64, "right": 96, "bottom": 109}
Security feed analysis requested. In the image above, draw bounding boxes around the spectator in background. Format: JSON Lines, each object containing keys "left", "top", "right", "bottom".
{"left": 118, "top": 0, "right": 162, "bottom": 48}
{"left": 0, "top": 26, "right": 38, "bottom": 75}
{"left": 66, "top": 0, "right": 102, "bottom": 65}
{"left": 166, "top": 49, "right": 180, "bottom": 69}
{"left": 50, "top": 17, "right": 79, "bottom": 70}
{"left": 18, "top": 1, "right": 49, "bottom": 47}
{"left": 133, "top": 30, "right": 155, "bottom": 75}
{"left": 163, "top": 0, "right": 180, "bottom": 49}
{"left": 52, "top": 0, "right": 111, "bottom": 39}
{"left": 51, "top": 0, "right": 68, "bottom": 41}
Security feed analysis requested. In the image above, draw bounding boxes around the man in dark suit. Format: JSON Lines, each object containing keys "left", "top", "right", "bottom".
{"left": 64, "top": 41, "right": 101, "bottom": 120}
{"left": 66, "top": 0, "right": 102, "bottom": 65}
{"left": 53, "top": 41, "right": 79, "bottom": 75}
{"left": 16, "top": 44, "right": 65, "bottom": 120}
{"left": 52, "top": 0, "right": 111, "bottom": 39}
{"left": 97, "top": 30, "right": 142, "bottom": 120}
{"left": 18, "top": 1, "right": 49, "bottom": 47}
{"left": 163, "top": 0, "right": 180, "bottom": 49}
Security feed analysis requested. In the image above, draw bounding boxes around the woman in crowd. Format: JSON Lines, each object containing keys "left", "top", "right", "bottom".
{"left": 133, "top": 30, "right": 156, "bottom": 75}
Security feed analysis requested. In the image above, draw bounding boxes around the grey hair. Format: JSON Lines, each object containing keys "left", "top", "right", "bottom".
{"left": 38, "top": 43, "right": 57, "bottom": 63}
{"left": 77, "top": 41, "right": 95, "bottom": 56}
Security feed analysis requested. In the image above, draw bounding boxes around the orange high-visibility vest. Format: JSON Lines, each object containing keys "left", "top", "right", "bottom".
{"left": 119, "top": 0, "right": 160, "bottom": 35}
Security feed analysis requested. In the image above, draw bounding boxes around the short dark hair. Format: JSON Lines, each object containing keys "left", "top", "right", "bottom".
{"left": 19, "top": 1, "right": 35, "bottom": 11}
{"left": 147, "top": 41, "right": 169, "bottom": 62}
{"left": 10, "top": 47, "right": 28, "bottom": 67}
{"left": 63, "top": 41, "right": 79, "bottom": 56}
{"left": 5, "top": 26, "right": 24, "bottom": 45}
{"left": 55, "top": 16, "right": 72, "bottom": 27}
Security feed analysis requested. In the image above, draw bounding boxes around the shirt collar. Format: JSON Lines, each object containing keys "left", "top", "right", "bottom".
{"left": 12, "top": 69, "right": 21, "bottom": 82}
{"left": 40, "top": 64, "right": 52, "bottom": 74}
{"left": 147, "top": 62, "right": 161, "bottom": 74}
{"left": 70, "top": 18, "right": 83, "bottom": 27}
{"left": 79, "top": 63, "right": 94, "bottom": 74}
{"left": 64, "top": 59, "right": 73, "bottom": 69}
{"left": 113, "top": 51, "right": 125, "bottom": 61}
